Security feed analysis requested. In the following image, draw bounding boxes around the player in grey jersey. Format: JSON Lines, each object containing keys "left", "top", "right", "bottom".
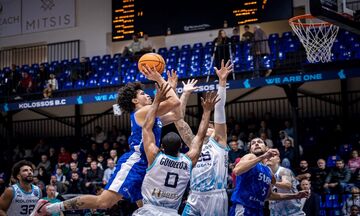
{"left": 174, "top": 60, "right": 232, "bottom": 216}
{"left": 266, "top": 150, "right": 306, "bottom": 216}
{"left": 133, "top": 83, "right": 218, "bottom": 216}
{"left": 0, "top": 160, "right": 42, "bottom": 216}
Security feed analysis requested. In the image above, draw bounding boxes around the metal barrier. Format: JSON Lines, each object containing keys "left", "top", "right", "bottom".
{"left": 0, "top": 40, "right": 80, "bottom": 69}
{"left": 9, "top": 90, "right": 360, "bottom": 137}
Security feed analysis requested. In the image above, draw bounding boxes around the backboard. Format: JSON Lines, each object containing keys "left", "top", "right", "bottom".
{"left": 310, "top": 0, "right": 360, "bottom": 34}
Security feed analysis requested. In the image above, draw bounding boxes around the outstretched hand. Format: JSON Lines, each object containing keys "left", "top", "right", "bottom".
{"left": 295, "top": 190, "right": 310, "bottom": 199}
{"left": 201, "top": 91, "right": 220, "bottom": 112}
{"left": 154, "top": 83, "right": 172, "bottom": 104}
{"left": 167, "top": 70, "right": 178, "bottom": 90}
{"left": 182, "top": 79, "right": 199, "bottom": 93}
{"left": 214, "top": 59, "right": 233, "bottom": 82}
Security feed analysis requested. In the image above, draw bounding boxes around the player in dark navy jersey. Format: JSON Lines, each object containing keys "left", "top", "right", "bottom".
{"left": 230, "top": 138, "right": 309, "bottom": 216}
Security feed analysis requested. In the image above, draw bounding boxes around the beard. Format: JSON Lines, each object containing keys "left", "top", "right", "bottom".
{"left": 253, "top": 149, "right": 265, "bottom": 157}
{"left": 23, "top": 176, "right": 33, "bottom": 183}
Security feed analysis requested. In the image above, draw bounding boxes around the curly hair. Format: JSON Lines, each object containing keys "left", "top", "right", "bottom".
{"left": 117, "top": 82, "right": 145, "bottom": 113}
{"left": 12, "top": 160, "right": 35, "bottom": 181}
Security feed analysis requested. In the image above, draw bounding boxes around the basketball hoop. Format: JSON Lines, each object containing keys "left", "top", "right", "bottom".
{"left": 289, "top": 14, "right": 339, "bottom": 63}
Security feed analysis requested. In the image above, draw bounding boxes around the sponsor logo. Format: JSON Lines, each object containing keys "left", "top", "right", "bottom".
{"left": 17, "top": 99, "right": 66, "bottom": 109}
{"left": 338, "top": 69, "right": 346, "bottom": 79}
{"left": 151, "top": 188, "right": 180, "bottom": 200}
{"left": 77, "top": 96, "right": 83, "bottom": 104}
{"left": 40, "top": 0, "right": 55, "bottom": 11}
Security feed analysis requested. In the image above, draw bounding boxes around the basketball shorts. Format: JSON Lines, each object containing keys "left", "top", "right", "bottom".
{"left": 105, "top": 150, "right": 146, "bottom": 203}
{"left": 133, "top": 204, "right": 179, "bottom": 216}
{"left": 182, "top": 189, "right": 228, "bottom": 216}
{"left": 230, "top": 204, "right": 263, "bottom": 216}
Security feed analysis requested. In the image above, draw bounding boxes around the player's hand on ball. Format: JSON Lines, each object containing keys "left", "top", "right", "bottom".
{"left": 201, "top": 91, "right": 220, "bottom": 112}
{"left": 154, "top": 83, "right": 172, "bottom": 104}
{"left": 167, "top": 70, "right": 178, "bottom": 90}
{"left": 142, "top": 65, "right": 162, "bottom": 82}
{"left": 182, "top": 79, "right": 199, "bottom": 93}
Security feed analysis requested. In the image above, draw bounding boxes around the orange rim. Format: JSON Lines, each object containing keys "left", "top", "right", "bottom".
{"left": 289, "top": 14, "right": 332, "bottom": 27}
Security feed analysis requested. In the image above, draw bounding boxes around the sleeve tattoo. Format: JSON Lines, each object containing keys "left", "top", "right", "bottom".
{"left": 174, "top": 119, "right": 195, "bottom": 148}
{"left": 64, "top": 197, "right": 85, "bottom": 210}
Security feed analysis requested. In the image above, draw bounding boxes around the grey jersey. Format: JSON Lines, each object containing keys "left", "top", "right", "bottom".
{"left": 142, "top": 152, "right": 192, "bottom": 210}
{"left": 7, "top": 184, "right": 41, "bottom": 215}
{"left": 269, "top": 166, "right": 305, "bottom": 216}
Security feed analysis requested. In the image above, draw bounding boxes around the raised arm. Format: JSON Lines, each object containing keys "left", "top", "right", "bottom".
{"left": 233, "top": 149, "right": 278, "bottom": 176}
{"left": 137, "top": 66, "right": 180, "bottom": 121}
{"left": 268, "top": 190, "right": 309, "bottom": 201}
{"left": 213, "top": 60, "right": 233, "bottom": 147}
{"left": 173, "top": 79, "right": 199, "bottom": 147}
{"left": 274, "top": 168, "right": 293, "bottom": 191}
{"left": 142, "top": 83, "right": 172, "bottom": 166}
{"left": 186, "top": 92, "right": 219, "bottom": 166}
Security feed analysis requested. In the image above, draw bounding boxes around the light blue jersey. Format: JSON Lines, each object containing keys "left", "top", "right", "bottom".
{"left": 231, "top": 162, "right": 272, "bottom": 209}
{"left": 190, "top": 137, "right": 229, "bottom": 192}
{"left": 7, "top": 184, "right": 41, "bottom": 215}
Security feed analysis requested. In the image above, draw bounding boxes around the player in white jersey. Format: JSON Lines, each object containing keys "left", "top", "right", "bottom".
{"left": 133, "top": 83, "right": 219, "bottom": 216}
{"left": 0, "top": 160, "right": 42, "bottom": 216}
{"left": 173, "top": 60, "right": 232, "bottom": 216}
{"left": 266, "top": 150, "right": 306, "bottom": 216}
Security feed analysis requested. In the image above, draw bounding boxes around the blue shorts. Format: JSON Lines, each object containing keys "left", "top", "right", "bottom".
{"left": 105, "top": 150, "right": 147, "bottom": 203}
{"left": 230, "top": 204, "right": 263, "bottom": 216}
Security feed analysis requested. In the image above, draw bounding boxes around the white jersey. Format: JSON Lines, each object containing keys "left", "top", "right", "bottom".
{"left": 7, "top": 183, "right": 41, "bottom": 216}
{"left": 142, "top": 152, "right": 192, "bottom": 210}
{"left": 269, "top": 166, "right": 305, "bottom": 216}
{"left": 190, "top": 137, "right": 229, "bottom": 192}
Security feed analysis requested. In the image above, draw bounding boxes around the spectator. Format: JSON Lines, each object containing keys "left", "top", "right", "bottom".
{"left": 140, "top": 33, "right": 154, "bottom": 53}
{"left": 33, "top": 139, "right": 49, "bottom": 160}
{"left": 253, "top": 25, "right": 271, "bottom": 77}
{"left": 43, "top": 185, "right": 65, "bottom": 216}
{"left": 37, "top": 166, "right": 50, "bottom": 185}
{"left": 260, "top": 132, "right": 273, "bottom": 148}
{"left": 311, "top": 159, "right": 329, "bottom": 194}
{"left": 85, "top": 161, "right": 104, "bottom": 194}
{"left": 58, "top": 146, "right": 71, "bottom": 165}
{"left": 258, "top": 120, "right": 272, "bottom": 139}
{"left": 228, "top": 141, "right": 244, "bottom": 165}
{"left": 4, "top": 64, "right": 19, "bottom": 95}
{"left": 49, "top": 175, "right": 67, "bottom": 195}
{"left": 280, "top": 139, "right": 295, "bottom": 167}
{"left": 348, "top": 150, "right": 360, "bottom": 173}
{"left": 350, "top": 205, "right": 360, "bottom": 216}
{"left": 300, "top": 179, "right": 320, "bottom": 216}
{"left": 17, "top": 71, "right": 33, "bottom": 94}
{"left": 43, "top": 83, "right": 53, "bottom": 99}
{"left": 102, "top": 158, "right": 115, "bottom": 185}
{"left": 296, "top": 160, "right": 311, "bottom": 181}
{"left": 48, "top": 74, "right": 58, "bottom": 90}
{"left": 241, "top": 25, "right": 254, "bottom": 42}
{"left": 37, "top": 154, "right": 51, "bottom": 174}
{"left": 353, "top": 167, "right": 360, "bottom": 189}
{"left": 101, "top": 142, "right": 111, "bottom": 159}
{"left": 122, "top": 34, "right": 142, "bottom": 57}
{"left": 48, "top": 147, "right": 58, "bottom": 171}
{"left": 88, "top": 143, "right": 100, "bottom": 159}
{"left": 67, "top": 162, "right": 80, "bottom": 180}
{"left": 213, "top": 29, "right": 231, "bottom": 69}
{"left": 230, "top": 27, "right": 240, "bottom": 44}
{"left": 97, "top": 154, "right": 106, "bottom": 170}
{"left": 324, "top": 159, "right": 352, "bottom": 194}
{"left": 37, "top": 64, "right": 48, "bottom": 89}
{"left": 109, "top": 149, "right": 118, "bottom": 164}
{"left": 70, "top": 152, "right": 83, "bottom": 170}
{"left": 343, "top": 187, "right": 360, "bottom": 215}
{"left": 279, "top": 130, "right": 294, "bottom": 147}
{"left": 283, "top": 120, "right": 294, "bottom": 138}
{"left": 339, "top": 143, "right": 353, "bottom": 162}
{"left": 65, "top": 172, "right": 86, "bottom": 194}
{"left": 55, "top": 167, "right": 67, "bottom": 184}
{"left": 91, "top": 126, "right": 107, "bottom": 144}
{"left": 107, "top": 126, "right": 120, "bottom": 144}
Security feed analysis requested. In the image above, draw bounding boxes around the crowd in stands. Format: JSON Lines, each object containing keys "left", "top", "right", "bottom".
{"left": 0, "top": 113, "right": 359, "bottom": 215}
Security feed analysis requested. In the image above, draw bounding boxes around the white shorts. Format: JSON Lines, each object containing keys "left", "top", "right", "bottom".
{"left": 132, "top": 204, "right": 179, "bottom": 216}
{"left": 182, "top": 189, "right": 228, "bottom": 216}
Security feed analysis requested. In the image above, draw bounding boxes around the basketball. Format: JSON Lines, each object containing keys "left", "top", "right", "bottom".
{"left": 138, "top": 53, "right": 165, "bottom": 74}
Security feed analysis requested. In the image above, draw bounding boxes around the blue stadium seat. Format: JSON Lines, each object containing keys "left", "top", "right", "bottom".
{"left": 21, "top": 64, "right": 30, "bottom": 72}
{"left": 86, "top": 78, "right": 98, "bottom": 87}
{"left": 102, "top": 54, "right": 111, "bottom": 62}
{"left": 136, "top": 73, "right": 147, "bottom": 82}
{"left": 169, "top": 46, "right": 179, "bottom": 52}
{"left": 71, "top": 58, "right": 80, "bottom": 64}
{"left": 353, "top": 43, "right": 360, "bottom": 59}
{"left": 74, "top": 80, "right": 85, "bottom": 89}
{"left": 113, "top": 53, "right": 121, "bottom": 59}
{"left": 91, "top": 55, "right": 101, "bottom": 63}
{"left": 50, "top": 61, "right": 59, "bottom": 67}
{"left": 158, "top": 47, "right": 168, "bottom": 57}
{"left": 282, "top": 31, "right": 293, "bottom": 39}
{"left": 193, "top": 43, "right": 203, "bottom": 49}
{"left": 103, "top": 70, "right": 113, "bottom": 77}
{"left": 99, "top": 77, "right": 110, "bottom": 86}
{"left": 62, "top": 81, "right": 73, "bottom": 90}
{"left": 181, "top": 44, "right": 191, "bottom": 50}
{"left": 110, "top": 76, "right": 120, "bottom": 85}
{"left": 205, "top": 41, "right": 214, "bottom": 47}
{"left": 122, "top": 74, "right": 135, "bottom": 84}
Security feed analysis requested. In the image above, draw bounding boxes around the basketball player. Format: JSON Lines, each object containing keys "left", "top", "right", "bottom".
{"left": 31, "top": 67, "right": 181, "bottom": 215}
{"left": 133, "top": 83, "right": 219, "bottom": 215}
{"left": 266, "top": 150, "right": 306, "bottom": 216}
{"left": 174, "top": 59, "right": 232, "bottom": 216}
{"left": 230, "top": 138, "right": 309, "bottom": 216}
{"left": 0, "top": 160, "right": 42, "bottom": 216}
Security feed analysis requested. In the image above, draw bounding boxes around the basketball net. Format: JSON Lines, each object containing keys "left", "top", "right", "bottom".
{"left": 289, "top": 14, "right": 339, "bottom": 63}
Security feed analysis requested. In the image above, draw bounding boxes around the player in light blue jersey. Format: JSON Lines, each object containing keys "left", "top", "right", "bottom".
{"left": 266, "top": 150, "right": 306, "bottom": 216}
{"left": 0, "top": 160, "right": 42, "bottom": 216}
{"left": 230, "top": 138, "right": 309, "bottom": 216}
{"left": 174, "top": 59, "right": 232, "bottom": 216}
{"left": 133, "top": 83, "right": 218, "bottom": 215}
{"left": 32, "top": 67, "right": 181, "bottom": 216}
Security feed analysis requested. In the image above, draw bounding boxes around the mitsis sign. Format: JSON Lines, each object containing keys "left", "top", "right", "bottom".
{"left": 22, "top": 0, "right": 75, "bottom": 33}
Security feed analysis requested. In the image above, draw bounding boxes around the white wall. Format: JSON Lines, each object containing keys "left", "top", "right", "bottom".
{"left": 0, "top": 0, "right": 112, "bottom": 57}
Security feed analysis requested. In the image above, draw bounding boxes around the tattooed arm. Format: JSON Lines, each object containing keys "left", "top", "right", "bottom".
{"left": 274, "top": 168, "right": 293, "bottom": 190}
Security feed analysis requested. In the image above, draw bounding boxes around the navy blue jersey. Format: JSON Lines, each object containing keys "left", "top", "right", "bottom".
{"left": 231, "top": 162, "right": 272, "bottom": 209}
{"left": 128, "top": 111, "right": 162, "bottom": 158}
